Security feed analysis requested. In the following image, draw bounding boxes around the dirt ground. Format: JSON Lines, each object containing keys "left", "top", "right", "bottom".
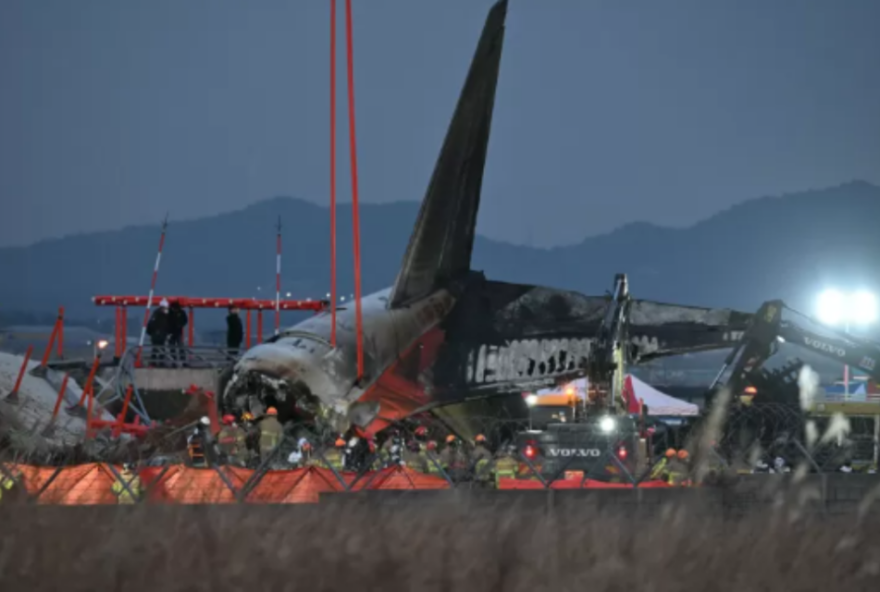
{"left": 2, "top": 497, "right": 880, "bottom": 591}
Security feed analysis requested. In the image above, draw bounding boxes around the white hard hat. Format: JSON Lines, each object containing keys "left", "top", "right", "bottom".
{"left": 200, "top": 416, "right": 210, "bottom": 426}
{"left": 159, "top": 298, "right": 170, "bottom": 308}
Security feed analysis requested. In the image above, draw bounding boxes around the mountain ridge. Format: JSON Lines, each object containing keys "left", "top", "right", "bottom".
{"left": 1, "top": 181, "right": 878, "bottom": 320}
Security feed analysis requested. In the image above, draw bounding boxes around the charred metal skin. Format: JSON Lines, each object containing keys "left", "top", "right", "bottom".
{"left": 223, "top": 288, "right": 456, "bottom": 431}
{"left": 223, "top": 0, "right": 755, "bottom": 436}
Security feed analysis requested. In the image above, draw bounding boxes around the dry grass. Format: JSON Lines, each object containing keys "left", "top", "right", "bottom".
{"left": 3, "top": 493, "right": 880, "bottom": 591}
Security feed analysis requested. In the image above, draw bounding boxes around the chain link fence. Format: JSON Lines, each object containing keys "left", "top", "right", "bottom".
{"left": 2, "top": 396, "right": 877, "bottom": 506}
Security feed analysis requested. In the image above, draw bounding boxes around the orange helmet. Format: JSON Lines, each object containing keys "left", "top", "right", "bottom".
{"left": 445, "top": 434, "right": 456, "bottom": 444}
{"left": 266, "top": 407, "right": 278, "bottom": 416}
{"left": 665, "top": 448, "right": 677, "bottom": 458}
{"left": 677, "top": 449, "right": 689, "bottom": 460}
{"left": 222, "top": 414, "right": 235, "bottom": 426}
{"left": 335, "top": 438, "right": 346, "bottom": 448}
{"left": 474, "top": 434, "right": 486, "bottom": 443}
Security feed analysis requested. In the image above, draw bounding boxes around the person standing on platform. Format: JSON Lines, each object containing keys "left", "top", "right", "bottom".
{"left": 167, "top": 301, "right": 188, "bottom": 366}
{"left": 146, "top": 299, "right": 171, "bottom": 367}
{"left": 226, "top": 306, "right": 244, "bottom": 357}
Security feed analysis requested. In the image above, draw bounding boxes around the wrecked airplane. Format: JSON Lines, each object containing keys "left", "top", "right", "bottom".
{"left": 222, "top": 0, "right": 753, "bottom": 435}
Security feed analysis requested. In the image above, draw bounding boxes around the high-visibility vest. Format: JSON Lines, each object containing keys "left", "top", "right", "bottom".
{"left": 474, "top": 458, "right": 491, "bottom": 481}
{"left": 312, "top": 448, "right": 345, "bottom": 471}
{"left": 258, "top": 418, "right": 283, "bottom": 452}
{"left": 218, "top": 426, "right": 246, "bottom": 456}
{"left": 0, "top": 473, "right": 18, "bottom": 503}
{"left": 649, "top": 458, "right": 668, "bottom": 480}
{"left": 421, "top": 452, "right": 441, "bottom": 474}
{"left": 111, "top": 472, "right": 142, "bottom": 504}
{"left": 188, "top": 434, "right": 207, "bottom": 466}
{"left": 494, "top": 456, "right": 518, "bottom": 487}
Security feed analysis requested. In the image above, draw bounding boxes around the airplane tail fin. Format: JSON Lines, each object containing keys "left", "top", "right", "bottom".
{"left": 388, "top": 0, "right": 508, "bottom": 308}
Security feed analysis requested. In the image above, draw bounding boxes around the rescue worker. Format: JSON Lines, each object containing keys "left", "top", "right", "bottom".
{"left": 413, "top": 427, "right": 436, "bottom": 470}
{"left": 299, "top": 440, "right": 313, "bottom": 466}
{"left": 240, "top": 411, "right": 259, "bottom": 465}
{"left": 217, "top": 414, "right": 247, "bottom": 466}
{"left": 167, "top": 300, "right": 188, "bottom": 365}
{"left": 439, "top": 434, "right": 457, "bottom": 472}
{"left": 310, "top": 437, "right": 347, "bottom": 472}
{"left": 470, "top": 434, "right": 493, "bottom": 486}
{"left": 771, "top": 456, "right": 791, "bottom": 474}
{"left": 380, "top": 430, "right": 404, "bottom": 468}
{"left": 226, "top": 306, "right": 244, "bottom": 356}
{"left": 111, "top": 463, "right": 142, "bottom": 505}
{"left": 650, "top": 448, "right": 676, "bottom": 481}
{"left": 402, "top": 439, "right": 424, "bottom": 472}
{"left": 343, "top": 436, "right": 359, "bottom": 471}
{"left": 420, "top": 441, "right": 442, "bottom": 476}
{"left": 494, "top": 445, "right": 519, "bottom": 489}
{"left": 678, "top": 449, "right": 693, "bottom": 486}
{"left": 187, "top": 416, "right": 213, "bottom": 467}
{"left": 666, "top": 449, "right": 690, "bottom": 486}
{"left": 146, "top": 299, "right": 171, "bottom": 367}
{"left": 0, "top": 467, "right": 23, "bottom": 504}
{"left": 258, "top": 407, "right": 284, "bottom": 461}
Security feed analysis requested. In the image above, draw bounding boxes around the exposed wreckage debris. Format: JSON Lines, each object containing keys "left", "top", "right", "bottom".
{"left": 220, "top": 1, "right": 755, "bottom": 437}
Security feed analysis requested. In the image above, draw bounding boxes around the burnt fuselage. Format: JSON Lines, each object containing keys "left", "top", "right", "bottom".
{"left": 223, "top": 276, "right": 752, "bottom": 434}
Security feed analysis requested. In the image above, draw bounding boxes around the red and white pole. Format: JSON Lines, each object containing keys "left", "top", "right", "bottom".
{"left": 136, "top": 215, "right": 168, "bottom": 366}
{"left": 275, "top": 216, "right": 282, "bottom": 336}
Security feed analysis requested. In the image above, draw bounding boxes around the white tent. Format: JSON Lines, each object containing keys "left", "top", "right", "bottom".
{"left": 624, "top": 374, "right": 699, "bottom": 417}
{"left": 536, "top": 375, "right": 698, "bottom": 417}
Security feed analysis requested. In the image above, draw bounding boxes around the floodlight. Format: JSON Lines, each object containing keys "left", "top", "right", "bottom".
{"left": 817, "top": 289, "right": 845, "bottom": 326}
{"left": 851, "top": 291, "right": 878, "bottom": 325}
{"left": 525, "top": 394, "right": 539, "bottom": 407}
{"left": 599, "top": 416, "right": 616, "bottom": 433}
{"left": 97, "top": 339, "right": 109, "bottom": 350}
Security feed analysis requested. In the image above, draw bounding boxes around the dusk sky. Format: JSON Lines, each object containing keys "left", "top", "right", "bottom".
{"left": 2, "top": 0, "right": 879, "bottom": 248}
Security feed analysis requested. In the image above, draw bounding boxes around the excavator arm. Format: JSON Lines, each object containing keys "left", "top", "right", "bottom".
{"left": 710, "top": 300, "right": 880, "bottom": 397}
{"left": 585, "top": 273, "right": 631, "bottom": 411}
